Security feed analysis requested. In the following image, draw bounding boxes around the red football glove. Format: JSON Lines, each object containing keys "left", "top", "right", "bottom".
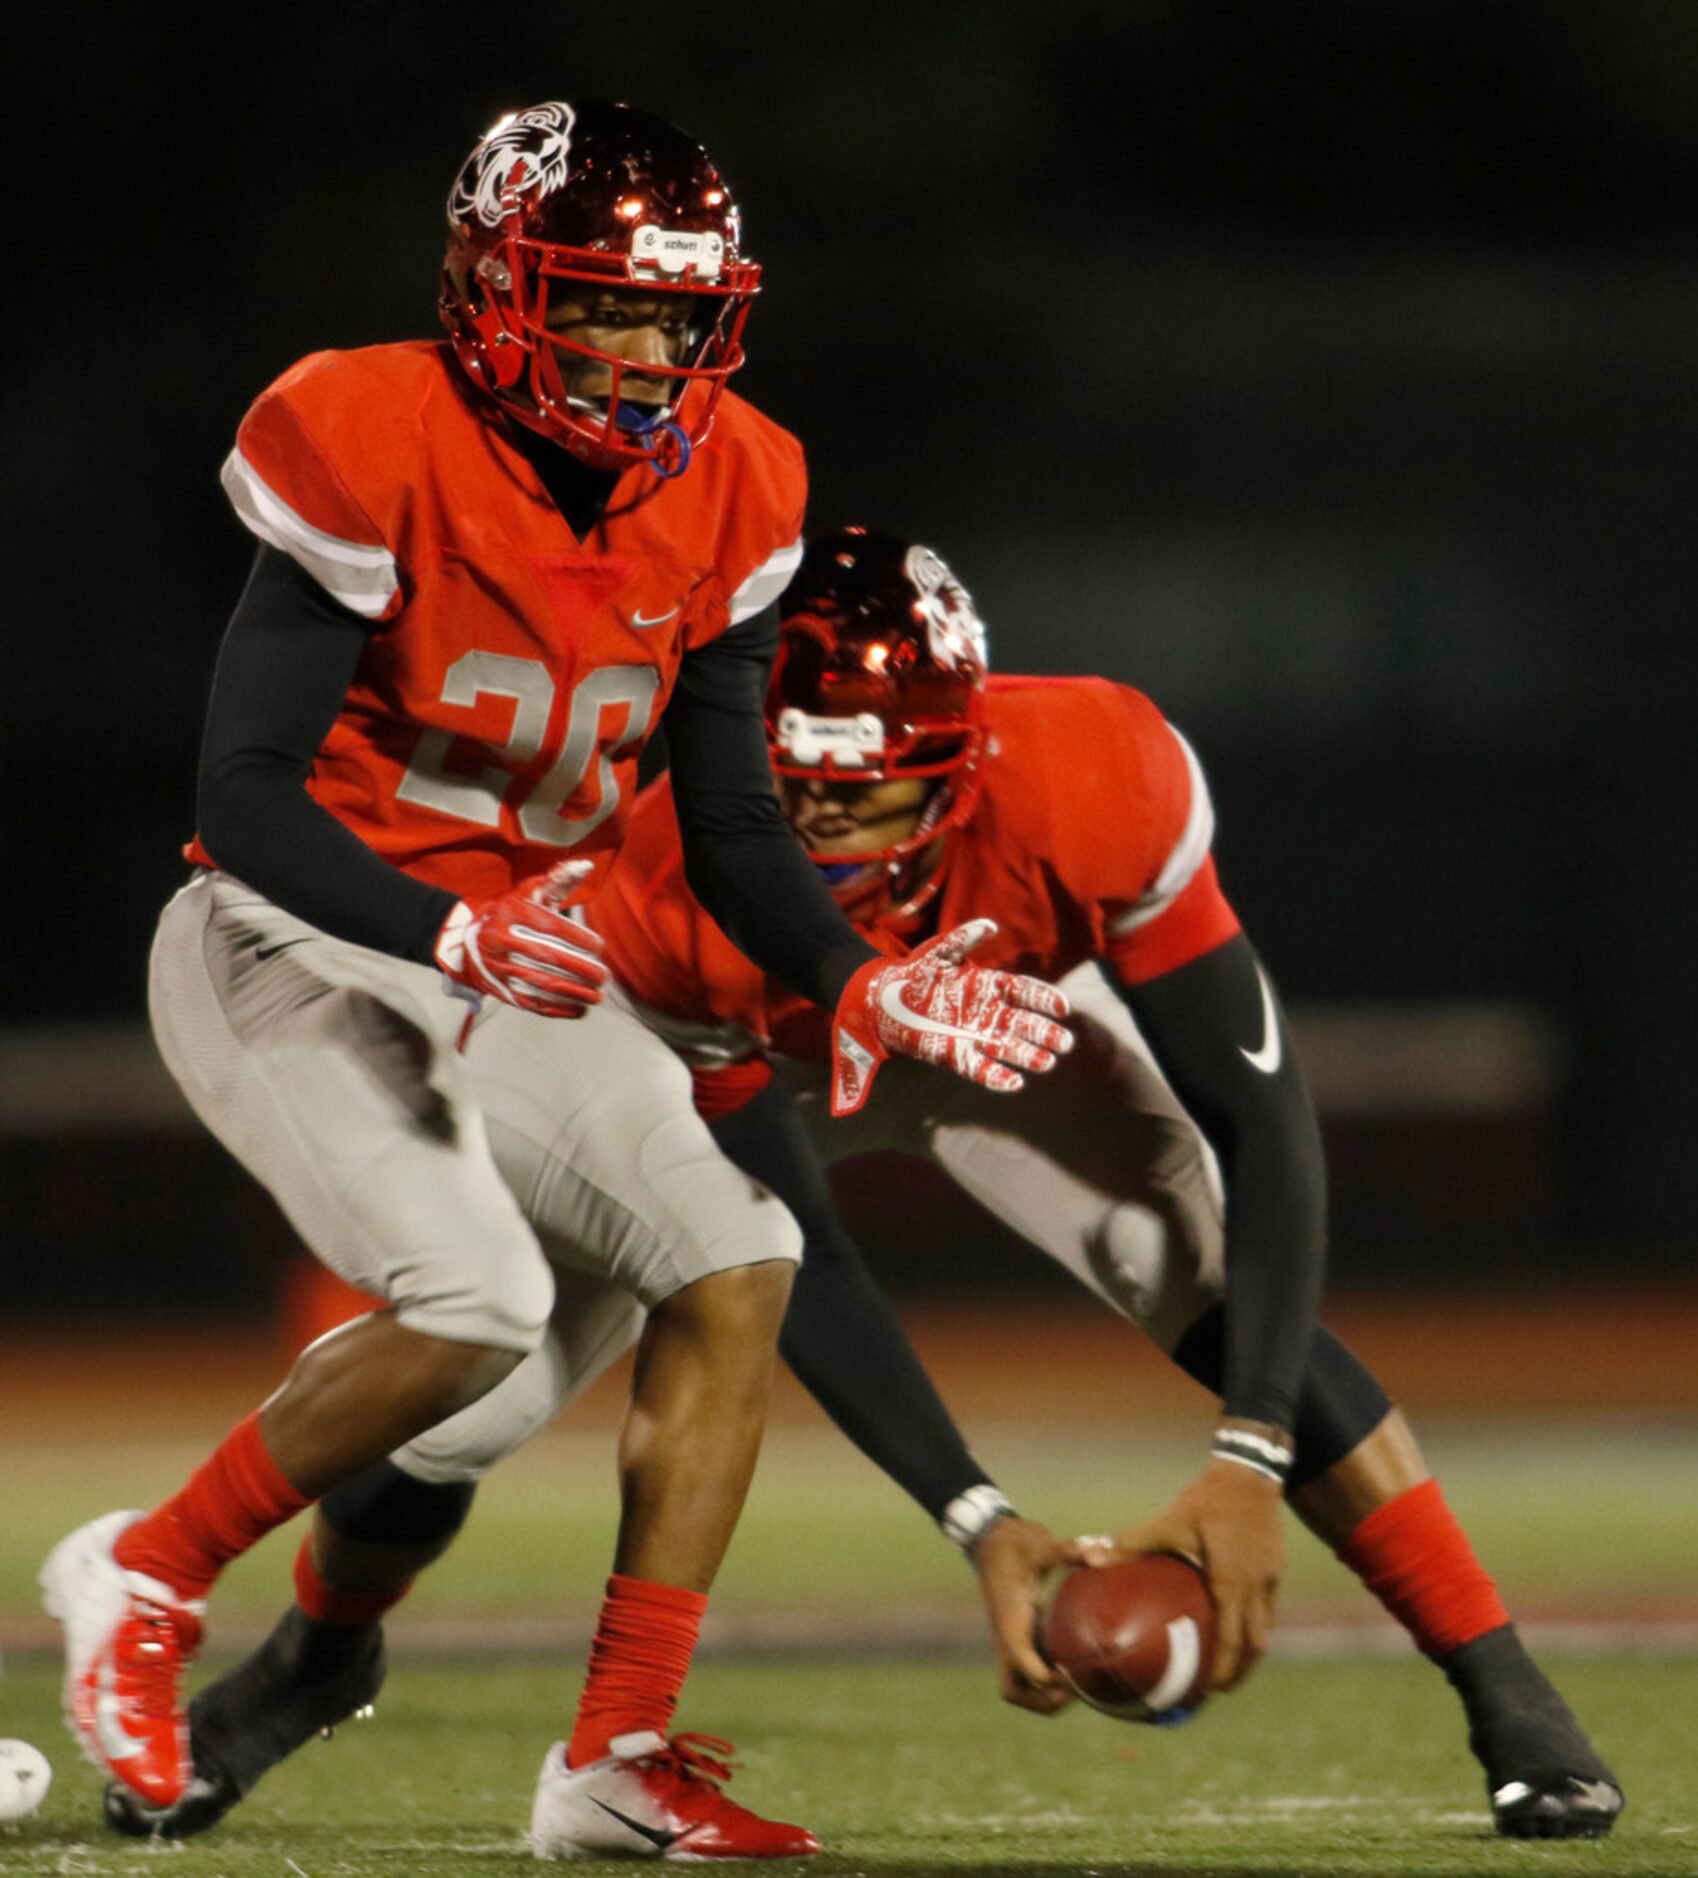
{"left": 433, "top": 858, "right": 608, "bottom": 1018}
{"left": 831, "top": 918, "right": 1072, "bottom": 1116}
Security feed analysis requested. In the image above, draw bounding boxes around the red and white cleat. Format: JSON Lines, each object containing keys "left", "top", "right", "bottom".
{"left": 39, "top": 1510, "right": 205, "bottom": 1808}
{"left": 529, "top": 1731, "right": 820, "bottom": 1860}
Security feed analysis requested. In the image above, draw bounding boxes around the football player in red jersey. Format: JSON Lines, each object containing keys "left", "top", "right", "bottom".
{"left": 107, "top": 528, "right": 1622, "bottom": 1846}
{"left": 39, "top": 111, "right": 1071, "bottom": 1862}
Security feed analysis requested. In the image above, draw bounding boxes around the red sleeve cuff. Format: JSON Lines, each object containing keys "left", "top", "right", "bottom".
{"left": 1105, "top": 855, "right": 1242, "bottom": 985}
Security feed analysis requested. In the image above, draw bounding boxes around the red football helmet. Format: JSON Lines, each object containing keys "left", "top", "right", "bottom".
{"left": 769, "top": 528, "right": 990, "bottom": 920}
{"left": 439, "top": 100, "right": 759, "bottom": 476}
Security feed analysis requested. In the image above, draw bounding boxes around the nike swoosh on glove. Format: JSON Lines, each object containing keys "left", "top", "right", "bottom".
{"left": 830, "top": 917, "right": 1072, "bottom": 1116}
{"left": 434, "top": 858, "right": 609, "bottom": 1018}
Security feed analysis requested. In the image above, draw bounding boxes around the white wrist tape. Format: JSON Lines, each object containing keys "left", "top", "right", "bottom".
{"left": 1211, "top": 1426, "right": 1294, "bottom": 1486}
{"left": 939, "top": 1484, "right": 1017, "bottom": 1555}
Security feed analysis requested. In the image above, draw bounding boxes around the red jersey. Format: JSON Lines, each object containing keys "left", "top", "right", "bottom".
{"left": 592, "top": 674, "right": 1242, "bottom": 1066}
{"left": 193, "top": 340, "right": 806, "bottom": 904}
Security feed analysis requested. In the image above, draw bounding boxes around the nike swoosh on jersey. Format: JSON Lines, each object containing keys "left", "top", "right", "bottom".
{"left": 1239, "top": 961, "right": 1282, "bottom": 1074}
{"left": 630, "top": 605, "right": 680, "bottom": 628}
{"left": 590, "top": 1797, "right": 679, "bottom": 1850}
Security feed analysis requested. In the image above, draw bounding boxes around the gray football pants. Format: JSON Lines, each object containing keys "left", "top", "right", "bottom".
{"left": 374, "top": 959, "right": 1224, "bottom": 1483}
{"left": 147, "top": 871, "right": 801, "bottom": 1481}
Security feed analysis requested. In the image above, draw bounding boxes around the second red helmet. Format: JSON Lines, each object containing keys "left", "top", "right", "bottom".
{"left": 769, "top": 528, "right": 991, "bottom": 916}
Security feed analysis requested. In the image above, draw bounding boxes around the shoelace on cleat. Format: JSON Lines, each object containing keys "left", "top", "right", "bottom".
{"left": 643, "top": 1733, "right": 739, "bottom": 1790}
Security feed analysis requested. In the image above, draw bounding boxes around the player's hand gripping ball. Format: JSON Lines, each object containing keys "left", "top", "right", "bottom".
{"left": 0, "top": 1739, "right": 52, "bottom": 1821}
{"left": 1041, "top": 1555, "right": 1216, "bottom": 1723}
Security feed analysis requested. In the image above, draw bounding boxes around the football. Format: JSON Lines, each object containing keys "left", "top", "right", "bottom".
{"left": 0, "top": 1738, "right": 52, "bottom": 1821}
{"left": 1041, "top": 1554, "right": 1216, "bottom": 1722}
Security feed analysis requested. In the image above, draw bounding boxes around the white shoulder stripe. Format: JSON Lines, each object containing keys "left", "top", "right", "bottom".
{"left": 727, "top": 535, "right": 804, "bottom": 625}
{"left": 220, "top": 448, "right": 399, "bottom": 621}
{"left": 1107, "top": 722, "right": 1216, "bottom": 937}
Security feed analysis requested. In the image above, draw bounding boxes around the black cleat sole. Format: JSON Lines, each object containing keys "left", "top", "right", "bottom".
{"left": 1492, "top": 1777, "right": 1625, "bottom": 1840}
{"left": 100, "top": 1608, "right": 386, "bottom": 1841}
{"left": 1447, "top": 1628, "right": 1625, "bottom": 1842}
{"left": 104, "top": 1770, "right": 241, "bottom": 1840}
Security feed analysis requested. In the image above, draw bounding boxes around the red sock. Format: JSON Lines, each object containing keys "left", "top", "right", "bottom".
{"left": 567, "top": 1574, "right": 708, "bottom": 1767}
{"left": 113, "top": 1412, "right": 311, "bottom": 1602}
{"left": 292, "top": 1536, "right": 413, "bottom": 1628}
{"left": 1337, "top": 1478, "right": 1510, "bottom": 1660}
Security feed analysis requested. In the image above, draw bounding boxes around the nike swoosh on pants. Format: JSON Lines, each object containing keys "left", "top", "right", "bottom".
{"left": 254, "top": 938, "right": 315, "bottom": 963}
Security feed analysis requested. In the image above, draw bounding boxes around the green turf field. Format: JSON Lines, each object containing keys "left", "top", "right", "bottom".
{"left": 3, "top": 1418, "right": 1694, "bottom": 1637}
{"left": 1, "top": 1653, "right": 1692, "bottom": 1875}
{"left": 3, "top": 1409, "right": 1693, "bottom": 1873}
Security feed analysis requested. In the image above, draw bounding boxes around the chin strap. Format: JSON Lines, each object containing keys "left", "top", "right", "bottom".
{"left": 615, "top": 401, "right": 693, "bottom": 479}
{"left": 810, "top": 837, "right": 955, "bottom": 930}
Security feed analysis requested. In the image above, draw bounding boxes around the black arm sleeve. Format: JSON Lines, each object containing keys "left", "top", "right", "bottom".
{"left": 708, "top": 1077, "right": 995, "bottom": 1519}
{"left": 1113, "top": 935, "right": 1327, "bottom": 1431}
{"left": 662, "top": 611, "right": 878, "bottom": 1011}
{"left": 196, "top": 545, "right": 459, "bottom": 962}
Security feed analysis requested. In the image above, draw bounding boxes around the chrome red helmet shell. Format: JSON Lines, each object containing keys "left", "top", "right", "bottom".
{"left": 439, "top": 101, "right": 760, "bottom": 474}
{"left": 770, "top": 528, "right": 990, "bottom": 916}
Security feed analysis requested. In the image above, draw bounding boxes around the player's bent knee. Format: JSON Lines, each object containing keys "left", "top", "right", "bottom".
{"left": 387, "top": 1386, "right": 536, "bottom": 1482}
{"left": 389, "top": 1339, "right": 567, "bottom": 1482}
{"left": 1090, "top": 1201, "right": 1175, "bottom": 1323}
{"left": 658, "top": 1257, "right": 796, "bottom": 1339}
{"left": 412, "top": 1336, "right": 530, "bottom": 1424}
{"left": 392, "top": 1256, "right": 555, "bottom": 1358}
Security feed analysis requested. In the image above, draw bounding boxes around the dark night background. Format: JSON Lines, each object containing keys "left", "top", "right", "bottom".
{"left": 5, "top": 1, "right": 1695, "bottom": 1309}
